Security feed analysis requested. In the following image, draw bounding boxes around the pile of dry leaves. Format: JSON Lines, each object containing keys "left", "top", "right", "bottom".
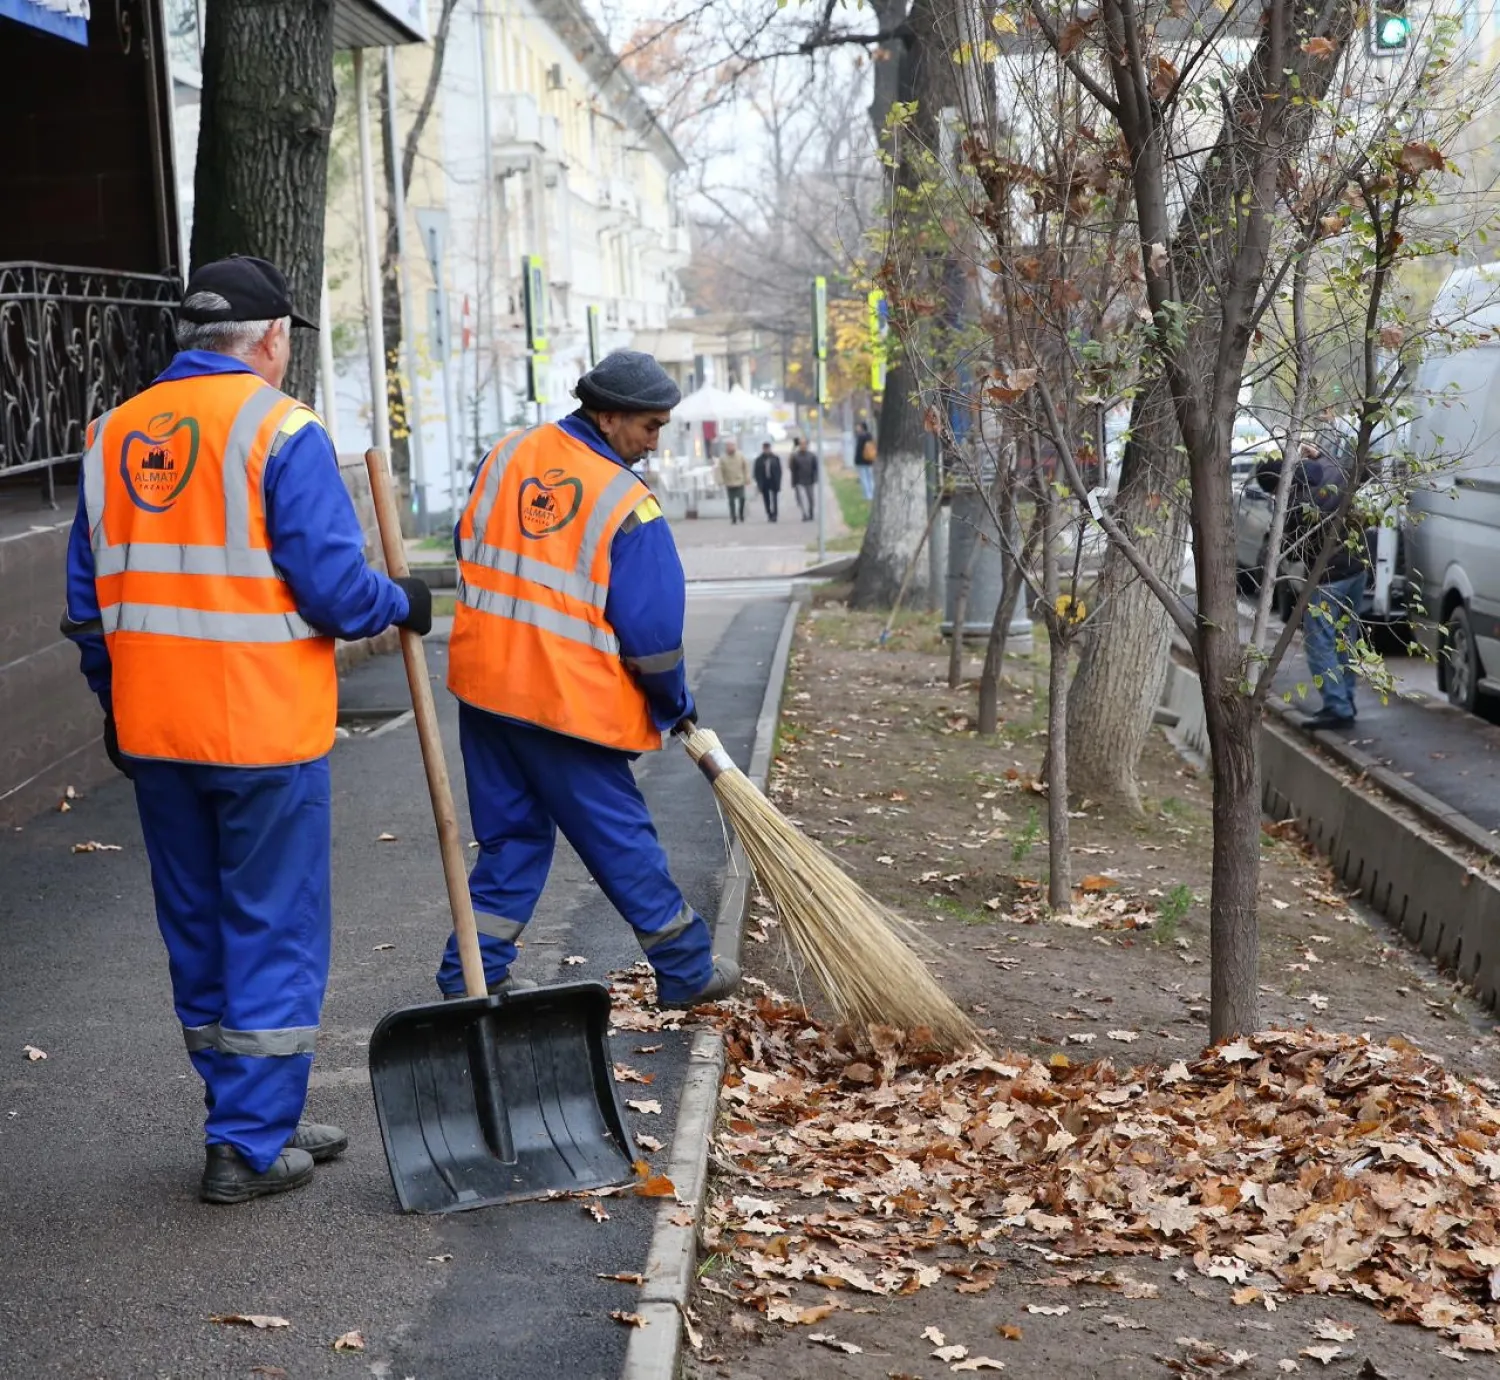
{"left": 704, "top": 998, "right": 1500, "bottom": 1355}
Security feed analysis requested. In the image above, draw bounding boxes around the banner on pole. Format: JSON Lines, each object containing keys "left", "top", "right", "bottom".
{"left": 587, "top": 304, "right": 601, "bottom": 368}
{"left": 868, "top": 289, "right": 889, "bottom": 394}
{"left": 812, "top": 276, "right": 828, "bottom": 362}
{"left": 523, "top": 255, "right": 547, "bottom": 352}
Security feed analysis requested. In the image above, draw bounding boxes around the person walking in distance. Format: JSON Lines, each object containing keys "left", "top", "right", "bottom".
{"left": 717, "top": 440, "right": 750, "bottom": 524}
{"left": 62, "top": 256, "right": 431, "bottom": 1204}
{"left": 440, "top": 349, "right": 741, "bottom": 1008}
{"left": 753, "top": 441, "right": 782, "bottom": 522}
{"left": 854, "top": 419, "right": 876, "bottom": 501}
{"left": 789, "top": 436, "right": 818, "bottom": 521}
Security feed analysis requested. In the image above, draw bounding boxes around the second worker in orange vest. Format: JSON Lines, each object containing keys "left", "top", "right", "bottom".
{"left": 441, "top": 351, "right": 740, "bottom": 1006}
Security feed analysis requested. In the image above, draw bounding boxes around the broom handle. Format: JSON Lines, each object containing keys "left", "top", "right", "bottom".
{"left": 365, "top": 449, "right": 489, "bottom": 1000}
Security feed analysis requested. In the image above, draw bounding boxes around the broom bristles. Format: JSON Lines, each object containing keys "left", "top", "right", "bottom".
{"left": 680, "top": 726, "right": 980, "bottom": 1051}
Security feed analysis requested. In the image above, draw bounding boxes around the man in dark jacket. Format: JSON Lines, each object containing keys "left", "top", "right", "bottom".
{"left": 753, "top": 441, "right": 782, "bottom": 522}
{"left": 1255, "top": 434, "right": 1368, "bottom": 731}
{"left": 789, "top": 438, "right": 818, "bottom": 520}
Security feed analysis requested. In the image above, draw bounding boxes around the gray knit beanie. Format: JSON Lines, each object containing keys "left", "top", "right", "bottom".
{"left": 573, "top": 350, "right": 682, "bottom": 412}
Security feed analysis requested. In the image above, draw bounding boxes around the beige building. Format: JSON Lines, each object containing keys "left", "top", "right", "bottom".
{"left": 324, "top": 0, "right": 690, "bottom": 517}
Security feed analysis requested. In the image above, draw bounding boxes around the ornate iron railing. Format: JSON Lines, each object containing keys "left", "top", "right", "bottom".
{"left": 0, "top": 261, "right": 180, "bottom": 478}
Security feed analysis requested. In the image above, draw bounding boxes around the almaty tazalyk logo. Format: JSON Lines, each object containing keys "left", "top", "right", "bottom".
{"left": 121, "top": 411, "right": 200, "bottom": 513}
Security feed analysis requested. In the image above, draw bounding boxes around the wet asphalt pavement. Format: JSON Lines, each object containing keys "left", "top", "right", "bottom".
{"left": 0, "top": 595, "right": 786, "bottom": 1380}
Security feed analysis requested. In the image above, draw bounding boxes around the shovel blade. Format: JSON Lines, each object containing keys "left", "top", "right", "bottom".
{"left": 368, "top": 981, "right": 638, "bottom": 1214}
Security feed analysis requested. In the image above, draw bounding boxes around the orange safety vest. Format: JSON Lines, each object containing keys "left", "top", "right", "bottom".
{"left": 81, "top": 371, "right": 338, "bottom": 766}
{"left": 448, "top": 424, "right": 661, "bottom": 752}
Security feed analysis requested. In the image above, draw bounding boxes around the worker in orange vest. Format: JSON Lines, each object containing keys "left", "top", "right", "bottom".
{"left": 62, "top": 256, "right": 431, "bottom": 1204}
{"left": 441, "top": 350, "right": 740, "bottom": 1007}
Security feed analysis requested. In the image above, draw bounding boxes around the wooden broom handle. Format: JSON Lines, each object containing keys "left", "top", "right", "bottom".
{"left": 365, "top": 450, "right": 488, "bottom": 999}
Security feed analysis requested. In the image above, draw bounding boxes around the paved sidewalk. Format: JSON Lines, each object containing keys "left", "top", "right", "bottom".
{"left": 1272, "top": 650, "right": 1500, "bottom": 835}
{"left": 0, "top": 599, "right": 787, "bottom": 1378}
{"left": 669, "top": 491, "right": 849, "bottom": 581}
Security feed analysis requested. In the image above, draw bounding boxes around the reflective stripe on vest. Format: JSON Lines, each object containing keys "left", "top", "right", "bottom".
{"left": 100, "top": 604, "right": 318, "bottom": 643}
{"left": 455, "top": 576, "right": 620, "bottom": 654}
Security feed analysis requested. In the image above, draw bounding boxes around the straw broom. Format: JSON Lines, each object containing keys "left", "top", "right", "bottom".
{"left": 678, "top": 725, "right": 980, "bottom": 1051}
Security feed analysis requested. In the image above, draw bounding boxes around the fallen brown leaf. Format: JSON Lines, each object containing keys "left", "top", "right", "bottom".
{"left": 209, "top": 1315, "right": 290, "bottom": 1330}
{"left": 331, "top": 1330, "right": 364, "bottom": 1351}
{"left": 610, "top": 1310, "right": 646, "bottom": 1328}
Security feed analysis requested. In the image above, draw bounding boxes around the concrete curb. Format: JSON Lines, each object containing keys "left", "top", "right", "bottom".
{"left": 621, "top": 592, "right": 804, "bottom": 1380}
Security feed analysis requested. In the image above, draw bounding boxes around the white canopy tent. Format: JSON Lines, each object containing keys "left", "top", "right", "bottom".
{"left": 673, "top": 383, "right": 773, "bottom": 423}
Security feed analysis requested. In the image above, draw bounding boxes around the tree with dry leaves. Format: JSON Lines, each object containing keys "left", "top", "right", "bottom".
{"left": 873, "top": 0, "right": 1500, "bottom": 1039}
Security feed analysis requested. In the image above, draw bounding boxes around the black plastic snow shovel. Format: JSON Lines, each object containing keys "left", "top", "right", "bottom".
{"left": 363, "top": 449, "right": 638, "bottom": 1215}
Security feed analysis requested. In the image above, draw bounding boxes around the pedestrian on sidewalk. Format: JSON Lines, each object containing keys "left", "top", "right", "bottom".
{"left": 789, "top": 437, "right": 818, "bottom": 521}
{"left": 854, "top": 420, "right": 876, "bottom": 501}
{"left": 442, "top": 348, "right": 741, "bottom": 1008}
{"left": 753, "top": 440, "right": 782, "bottom": 522}
{"left": 62, "top": 256, "right": 431, "bottom": 1205}
{"left": 1255, "top": 431, "right": 1369, "bottom": 731}
{"left": 717, "top": 440, "right": 750, "bottom": 523}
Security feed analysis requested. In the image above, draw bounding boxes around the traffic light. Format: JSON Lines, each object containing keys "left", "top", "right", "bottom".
{"left": 1369, "top": 0, "right": 1410, "bottom": 55}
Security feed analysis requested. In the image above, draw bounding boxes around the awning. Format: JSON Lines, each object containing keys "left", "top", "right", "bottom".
{"left": 0, "top": 0, "right": 88, "bottom": 46}
{"left": 333, "top": 0, "right": 429, "bottom": 49}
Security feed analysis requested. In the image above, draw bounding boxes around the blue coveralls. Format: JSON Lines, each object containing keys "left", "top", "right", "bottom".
{"left": 65, "top": 351, "right": 410, "bottom": 1172}
{"left": 437, "top": 412, "right": 715, "bottom": 1003}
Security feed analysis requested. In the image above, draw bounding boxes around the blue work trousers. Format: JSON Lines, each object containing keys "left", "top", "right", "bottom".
{"left": 438, "top": 706, "right": 714, "bottom": 1002}
{"left": 132, "top": 757, "right": 332, "bottom": 1173}
{"left": 1303, "top": 572, "right": 1366, "bottom": 718}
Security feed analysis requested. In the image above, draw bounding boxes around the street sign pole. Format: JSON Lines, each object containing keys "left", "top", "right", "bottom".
{"left": 812, "top": 277, "right": 829, "bottom": 563}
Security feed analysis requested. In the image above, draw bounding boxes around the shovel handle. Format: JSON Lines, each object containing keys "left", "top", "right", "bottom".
{"left": 365, "top": 450, "right": 489, "bottom": 1000}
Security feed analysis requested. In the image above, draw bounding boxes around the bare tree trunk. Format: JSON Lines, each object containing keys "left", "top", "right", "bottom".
{"left": 1047, "top": 632, "right": 1072, "bottom": 913}
{"left": 947, "top": 535, "right": 981, "bottom": 688}
{"left": 1066, "top": 378, "right": 1184, "bottom": 809}
{"left": 1042, "top": 486, "right": 1071, "bottom": 912}
{"left": 192, "top": 0, "right": 336, "bottom": 404}
{"left": 1202, "top": 673, "right": 1262, "bottom": 1042}
{"left": 852, "top": 375, "right": 934, "bottom": 607}
{"left": 851, "top": 0, "right": 956, "bottom": 610}
{"left": 978, "top": 482, "right": 1034, "bottom": 735}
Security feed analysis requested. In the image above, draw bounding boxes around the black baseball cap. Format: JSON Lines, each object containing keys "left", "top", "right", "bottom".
{"left": 180, "top": 255, "right": 318, "bottom": 329}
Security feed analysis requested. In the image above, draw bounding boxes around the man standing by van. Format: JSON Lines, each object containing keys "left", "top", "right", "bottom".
{"left": 1256, "top": 433, "right": 1368, "bottom": 732}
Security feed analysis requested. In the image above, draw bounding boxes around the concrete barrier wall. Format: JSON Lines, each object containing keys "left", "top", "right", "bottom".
{"left": 0, "top": 462, "right": 396, "bottom": 828}
{"left": 1160, "top": 659, "right": 1500, "bottom": 1008}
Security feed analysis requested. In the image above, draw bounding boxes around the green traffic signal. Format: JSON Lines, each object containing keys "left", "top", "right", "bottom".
{"left": 1372, "top": 3, "right": 1410, "bottom": 51}
{"left": 1378, "top": 14, "right": 1410, "bottom": 44}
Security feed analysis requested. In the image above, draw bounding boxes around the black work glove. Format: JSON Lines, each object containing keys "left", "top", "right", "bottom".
{"left": 671, "top": 704, "right": 699, "bottom": 738}
{"left": 103, "top": 715, "right": 133, "bottom": 780}
{"left": 394, "top": 577, "right": 433, "bottom": 636}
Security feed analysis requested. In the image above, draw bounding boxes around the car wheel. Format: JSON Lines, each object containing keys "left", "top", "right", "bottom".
{"left": 1443, "top": 604, "right": 1481, "bottom": 712}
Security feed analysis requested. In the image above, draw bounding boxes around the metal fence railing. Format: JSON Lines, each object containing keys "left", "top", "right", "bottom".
{"left": 0, "top": 261, "right": 180, "bottom": 494}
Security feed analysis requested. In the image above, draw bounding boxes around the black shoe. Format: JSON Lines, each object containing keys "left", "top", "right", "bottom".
{"left": 290, "top": 1120, "right": 348, "bottom": 1163}
{"left": 660, "top": 956, "right": 741, "bottom": 1010}
{"left": 1303, "top": 709, "right": 1355, "bottom": 732}
{"left": 441, "top": 975, "right": 537, "bottom": 1001}
{"left": 200, "top": 1143, "right": 314, "bottom": 1205}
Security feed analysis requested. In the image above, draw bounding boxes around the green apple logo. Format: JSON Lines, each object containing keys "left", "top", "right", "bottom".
{"left": 518, "top": 468, "right": 584, "bottom": 539}
{"left": 121, "top": 411, "right": 200, "bottom": 513}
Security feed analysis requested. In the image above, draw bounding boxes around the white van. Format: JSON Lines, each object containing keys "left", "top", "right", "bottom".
{"left": 1405, "top": 263, "right": 1500, "bottom": 710}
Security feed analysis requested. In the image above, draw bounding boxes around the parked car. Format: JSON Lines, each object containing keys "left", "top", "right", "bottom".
{"left": 1404, "top": 264, "right": 1500, "bottom": 710}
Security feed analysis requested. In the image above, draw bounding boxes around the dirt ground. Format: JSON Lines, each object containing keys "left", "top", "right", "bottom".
{"left": 681, "top": 597, "right": 1500, "bottom": 1380}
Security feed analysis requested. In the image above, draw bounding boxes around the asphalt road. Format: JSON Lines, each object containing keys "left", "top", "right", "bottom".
{"left": 0, "top": 595, "right": 787, "bottom": 1380}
